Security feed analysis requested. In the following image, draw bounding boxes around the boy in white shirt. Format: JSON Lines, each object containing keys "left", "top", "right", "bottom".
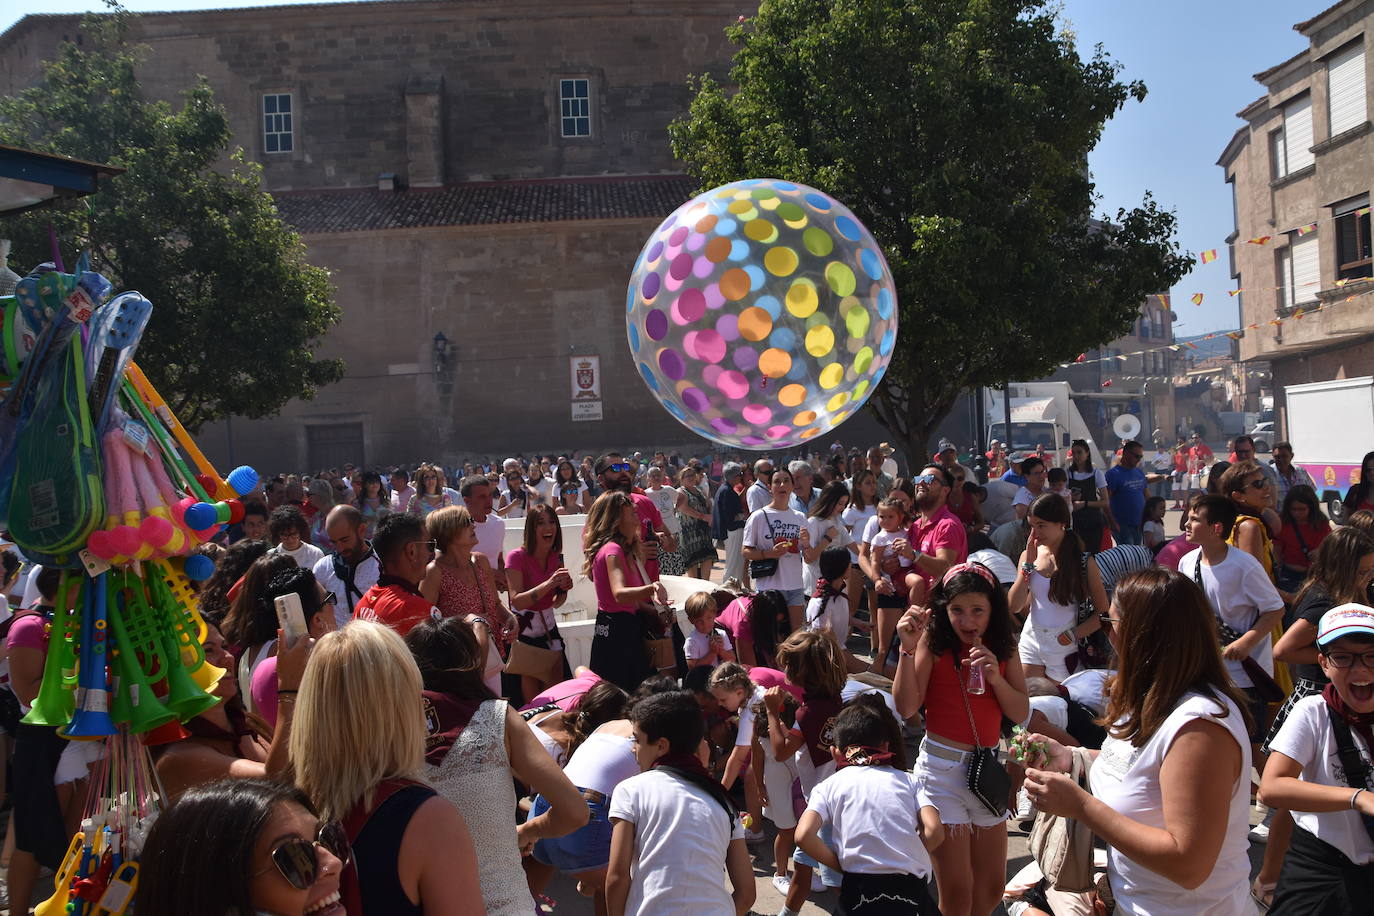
{"left": 682, "top": 593, "right": 735, "bottom": 669}
{"left": 1176, "top": 494, "right": 1285, "bottom": 754}
{"left": 797, "top": 694, "right": 943, "bottom": 914}
{"left": 1260, "top": 604, "right": 1374, "bottom": 912}
{"left": 607, "top": 691, "right": 755, "bottom": 916}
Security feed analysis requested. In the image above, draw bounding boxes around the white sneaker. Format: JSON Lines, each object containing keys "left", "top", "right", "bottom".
{"left": 771, "top": 874, "right": 791, "bottom": 895}
{"left": 1016, "top": 788, "right": 1035, "bottom": 828}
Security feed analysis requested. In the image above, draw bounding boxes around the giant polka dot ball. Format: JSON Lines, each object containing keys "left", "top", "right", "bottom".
{"left": 626, "top": 179, "right": 898, "bottom": 449}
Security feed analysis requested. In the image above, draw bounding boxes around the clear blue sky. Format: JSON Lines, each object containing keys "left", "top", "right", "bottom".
{"left": 1, "top": 0, "right": 1319, "bottom": 334}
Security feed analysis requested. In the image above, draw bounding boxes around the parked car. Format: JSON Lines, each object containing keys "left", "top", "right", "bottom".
{"left": 1248, "top": 421, "right": 1274, "bottom": 453}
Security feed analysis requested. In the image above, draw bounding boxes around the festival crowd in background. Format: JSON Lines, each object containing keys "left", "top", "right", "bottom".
{"left": 2, "top": 432, "right": 1374, "bottom": 916}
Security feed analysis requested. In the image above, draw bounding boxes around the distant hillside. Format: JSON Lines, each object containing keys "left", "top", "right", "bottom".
{"left": 1177, "top": 333, "right": 1235, "bottom": 363}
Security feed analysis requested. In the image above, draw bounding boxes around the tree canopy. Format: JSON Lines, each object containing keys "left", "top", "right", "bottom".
{"left": 0, "top": 10, "right": 342, "bottom": 431}
{"left": 669, "top": 0, "right": 1192, "bottom": 457}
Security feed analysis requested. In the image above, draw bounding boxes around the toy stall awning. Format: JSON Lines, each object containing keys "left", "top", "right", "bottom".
{"left": 0, "top": 144, "right": 122, "bottom": 217}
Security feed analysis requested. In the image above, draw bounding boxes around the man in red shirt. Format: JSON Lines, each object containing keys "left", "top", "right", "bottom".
{"left": 895, "top": 463, "right": 970, "bottom": 606}
{"left": 353, "top": 512, "right": 440, "bottom": 636}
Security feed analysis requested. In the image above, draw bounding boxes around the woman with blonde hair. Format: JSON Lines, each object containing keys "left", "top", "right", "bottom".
{"left": 289, "top": 620, "right": 484, "bottom": 915}
{"left": 406, "top": 462, "right": 456, "bottom": 517}
{"left": 420, "top": 506, "right": 517, "bottom": 695}
{"left": 583, "top": 491, "right": 667, "bottom": 691}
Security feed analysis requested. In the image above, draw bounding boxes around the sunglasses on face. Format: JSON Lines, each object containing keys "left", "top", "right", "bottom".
{"left": 1323, "top": 650, "right": 1374, "bottom": 669}
{"left": 321, "top": 591, "right": 336, "bottom": 606}
{"left": 253, "top": 821, "right": 352, "bottom": 890}
{"left": 603, "top": 463, "right": 632, "bottom": 473}
{"left": 1245, "top": 478, "right": 1270, "bottom": 490}
{"left": 411, "top": 539, "right": 438, "bottom": 553}
{"left": 1098, "top": 614, "right": 1121, "bottom": 628}
{"left": 913, "top": 473, "right": 939, "bottom": 485}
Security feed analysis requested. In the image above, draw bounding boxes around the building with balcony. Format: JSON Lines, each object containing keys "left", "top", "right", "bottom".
{"left": 1218, "top": 0, "right": 1374, "bottom": 437}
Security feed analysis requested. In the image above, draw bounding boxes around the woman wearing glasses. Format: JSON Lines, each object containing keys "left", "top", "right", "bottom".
{"left": 138, "top": 778, "right": 350, "bottom": 916}
{"left": 1220, "top": 461, "right": 1280, "bottom": 584}
{"left": 290, "top": 621, "right": 484, "bottom": 915}
{"left": 1022, "top": 568, "right": 1255, "bottom": 916}
{"left": 406, "top": 462, "right": 457, "bottom": 517}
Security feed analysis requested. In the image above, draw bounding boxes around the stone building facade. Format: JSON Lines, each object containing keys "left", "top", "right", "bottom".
{"left": 1218, "top": 0, "right": 1374, "bottom": 438}
{"left": 3, "top": 1, "right": 905, "bottom": 472}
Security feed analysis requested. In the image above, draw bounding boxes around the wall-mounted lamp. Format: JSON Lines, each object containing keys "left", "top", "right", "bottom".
{"left": 432, "top": 331, "right": 451, "bottom": 375}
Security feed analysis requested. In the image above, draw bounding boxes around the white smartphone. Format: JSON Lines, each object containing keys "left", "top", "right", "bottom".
{"left": 274, "top": 593, "right": 309, "bottom": 648}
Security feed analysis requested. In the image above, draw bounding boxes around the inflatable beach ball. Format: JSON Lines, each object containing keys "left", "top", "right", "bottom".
{"left": 626, "top": 179, "right": 898, "bottom": 450}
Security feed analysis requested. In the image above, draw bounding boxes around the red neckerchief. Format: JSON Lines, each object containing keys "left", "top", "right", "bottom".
{"left": 812, "top": 577, "right": 842, "bottom": 601}
{"left": 1323, "top": 682, "right": 1374, "bottom": 752}
{"left": 652, "top": 751, "right": 712, "bottom": 779}
{"left": 837, "top": 745, "right": 897, "bottom": 769}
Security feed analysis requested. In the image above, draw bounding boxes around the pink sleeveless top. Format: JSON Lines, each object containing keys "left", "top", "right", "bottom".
{"left": 436, "top": 560, "right": 509, "bottom": 655}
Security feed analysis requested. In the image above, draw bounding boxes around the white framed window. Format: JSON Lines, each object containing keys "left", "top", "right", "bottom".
{"left": 1328, "top": 42, "right": 1367, "bottom": 137}
{"left": 1272, "top": 94, "right": 1314, "bottom": 178}
{"left": 559, "top": 79, "right": 591, "bottom": 138}
{"left": 1280, "top": 231, "right": 1321, "bottom": 309}
{"left": 263, "top": 93, "right": 294, "bottom": 153}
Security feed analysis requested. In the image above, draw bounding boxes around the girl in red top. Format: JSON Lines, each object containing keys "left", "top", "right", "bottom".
{"left": 893, "top": 562, "right": 1028, "bottom": 916}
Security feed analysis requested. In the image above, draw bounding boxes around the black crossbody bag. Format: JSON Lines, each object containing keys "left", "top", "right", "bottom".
{"left": 749, "top": 510, "right": 780, "bottom": 579}
{"left": 956, "top": 653, "right": 1011, "bottom": 816}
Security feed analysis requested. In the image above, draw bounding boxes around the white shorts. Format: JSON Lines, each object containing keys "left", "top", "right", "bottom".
{"left": 761, "top": 751, "right": 800, "bottom": 830}
{"left": 1018, "top": 624, "right": 1076, "bottom": 681}
{"left": 912, "top": 737, "right": 1008, "bottom": 829}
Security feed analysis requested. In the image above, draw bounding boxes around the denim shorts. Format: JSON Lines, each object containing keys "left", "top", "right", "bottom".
{"left": 793, "top": 821, "right": 842, "bottom": 887}
{"left": 778, "top": 587, "right": 806, "bottom": 607}
{"left": 531, "top": 791, "right": 612, "bottom": 874}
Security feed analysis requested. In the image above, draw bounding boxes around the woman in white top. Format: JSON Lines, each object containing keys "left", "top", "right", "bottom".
{"left": 406, "top": 617, "right": 586, "bottom": 916}
{"left": 743, "top": 468, "right": 809, "bottom": 631}
{"left": 1007, "top": 493, "right": 1109, "bottom": 683}
{"left": 841, "top": 469, "right": 879, "bottom": 539}
{"left": 1022, "top": 567, "right": 1256, "bottom": 916}
{"left": 1066, "top": 439, "right": 1112, "bottom": 555}
{"left": 801, "top": 481, "right": 856, "bottom": 595}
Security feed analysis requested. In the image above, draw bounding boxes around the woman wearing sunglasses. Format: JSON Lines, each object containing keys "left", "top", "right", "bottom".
{"left": 290, "top": 621, "right": 482, "bottom": 915}
{"left": 139, "top": 778, "right": 348, "bottom": 916}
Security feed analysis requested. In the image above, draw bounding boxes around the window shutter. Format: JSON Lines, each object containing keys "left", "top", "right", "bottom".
{"left": 1281, "top": 248, "right": 1294, "bottom": 309}
{"left": 1328, "top": 44, "right": 1367, "bottom": 137}
{"left": 1285, "top": 95, "right": 1315, "bottom": 172}
{"left": 1291, "top": 233, "right": 1320, "bottom": 304}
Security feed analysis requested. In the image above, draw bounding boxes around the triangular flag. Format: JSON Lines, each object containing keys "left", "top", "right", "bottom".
{"left": 1199, "top": 249, "right": 1218, "bottom": 264}
{"left": 1297, "top": 223, "right": 1318, "bottom": 236}
{"left": 1247, "top": 236, "right": 1272, "bottom": 245}
{"left": 1101, "top": 379, "right": 1113, "bottom": 388}
{"left": 1294, "top": 308, "right": 1305, "bottom": 319}
{"left": 1074, "top": 353, "right": 1086, "bottom": 363}
{"left": 1226, "top": 331, "right": 1242, "bottom": 339}
{"left": 1228, "top": 289, "right": 1242, "bottom": 297}
{"left": 1357, "top": 207, "right": 1370, "bottom": 217}
{"left": 1190, "top": 293, "right": 1204, "bottom": 306}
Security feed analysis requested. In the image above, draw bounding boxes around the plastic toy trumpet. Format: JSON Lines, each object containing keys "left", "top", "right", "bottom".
{"left": 63, "top": 571, "right": 116, "bottom": 739}
{"left": 23, "top": 573, "right": 81, "bottom": 728}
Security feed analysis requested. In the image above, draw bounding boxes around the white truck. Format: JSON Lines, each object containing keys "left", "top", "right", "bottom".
{"left": 1284, "top": 376, "right": 1374, "bottom": 519}
{"left": 984, "top": 382, "right": 1105, "bottom": 469}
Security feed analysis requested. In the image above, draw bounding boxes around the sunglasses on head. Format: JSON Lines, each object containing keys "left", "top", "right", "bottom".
{"left": 253, "top": 821, "right": 351, "bottom": 890}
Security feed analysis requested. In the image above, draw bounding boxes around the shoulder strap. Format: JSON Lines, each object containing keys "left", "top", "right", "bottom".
{"left": 1324, "top": 704, "right": 1373, "bottom": 790}
{"left": 953, "top": 653, "right": 985, "bottom": 748}
{"left": 339, "top": 778, "right": 428, "bottom": 916}
{"left": 1189, "top": 555, "right": 1245, "bottom": 644}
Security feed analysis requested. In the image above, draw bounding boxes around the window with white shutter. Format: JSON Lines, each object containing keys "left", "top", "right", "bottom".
{"left": 1285, "top": 232, "right": 1320, "bottom": 306}
{"left": 1285, "top": 95, "right": 1315, "bottom": 172}
{"left": 1328, "top": 43, "right": 1367, "bottom": 137}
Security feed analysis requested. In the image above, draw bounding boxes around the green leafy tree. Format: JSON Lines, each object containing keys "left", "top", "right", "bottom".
{"left": 0, "top": 9, "right": 342, "bottom": 431}
{"left": 670, "top": 0, "right": 1192, "bottom": 458}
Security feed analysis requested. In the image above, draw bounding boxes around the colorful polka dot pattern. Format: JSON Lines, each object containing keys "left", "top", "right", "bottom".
{"left": 627, "top": 179, "right": 899, "bottom": 450}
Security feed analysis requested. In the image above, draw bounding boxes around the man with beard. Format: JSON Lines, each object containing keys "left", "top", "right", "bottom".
{"left": 312, "top": 505, "right": 381, "bottom": 626}
{"left": 894, "top": 464, "right": 969, "bottom": 606}
{"left": 595, "top": 452, "right": 677, "bottom": 581}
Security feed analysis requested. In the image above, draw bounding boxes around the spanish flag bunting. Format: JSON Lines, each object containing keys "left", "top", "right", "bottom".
{"left": 1247, "top": 236, "right": 1272, "bottom": 245}
{"left": 1294, "top": 308, "right": 1305, "bottom": 319}
{"left": 1247, "top": 323, "right": 1259, "bottom": 329}
{"left": 1074, "top": 353, "right": 1086, "bottom": 363}
{"left": 1199, "top": 249, "right": 1218, "bottom": 264}
{"left": 1358, "top": 207, "right": 1371, "bottom": 217}
{"left": 1270, "top": 318, "right": 1283, "bottom": 325}
{"left": 1226, "top": 331, "right": 1243, "bottom": 339}
{"left": 1297, "top": 223, "right": 1318, "bottom": 236}
{"left": 1228, "top": 289, "right": 1242, "bottom": 297}
{"left": 1101, "top": 379, "right": 1113, "bottom": 388}
{"left": 1190, "top": 293, "right": 1204, "bottom": 306}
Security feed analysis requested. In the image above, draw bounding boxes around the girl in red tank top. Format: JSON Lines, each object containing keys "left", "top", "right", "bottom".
{"left": 892, "top": 562, "right": 1029, "bottom": 916}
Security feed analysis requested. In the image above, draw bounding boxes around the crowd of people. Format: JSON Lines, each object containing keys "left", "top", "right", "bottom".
{"left": 2, "top": 434, "right": 1373, "bottom": 916}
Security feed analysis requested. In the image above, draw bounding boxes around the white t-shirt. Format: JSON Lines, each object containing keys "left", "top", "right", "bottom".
{"left": 1013, "top": 486, "right": 1041, "bottom": 510}
{"left": 1143, "top": 519, "right": 1166, "bottom": 548}
{"left": 841, "top": 504, "right": 877, "bottom": 538}
{"left": 806, "top": 764, "right": 935, "bottom": 877}
{"left": 19, "top": 563, "right": 43, "bottom": 609}
{"left": 1177, "top": 547, "right": 1284, "bottom": 688}
{"left": 982, "top": 479, "right": 1020, "bottom": 528}
{"left": 802, "top": 516, "right": 852, "bottom": 594}
{"left": 734, "top": 684, "right": 768, "bottom": 748}
{"left": 271, "top": 541, "right": 325, "bottom": 570}
{"left": 968, "top": 548, "right": 1017, "bottom": 587}
{"left": 528, "top": 476, "right": 556, "bottom": 507}
{"left": 860, "top": 514, "right": 882, "bottom": 545}
{"left": 608, "top": 769, "right": 745, "bottom": 916}
{"left": 1269, "top": 694, "right": 1374, "bottom": 864}
{"left": 472, "top": 513, "right": 507, "bottom": 566}
{"left": 804, "top": 591, "right": 850, "bottom": 636}
{"left": 683, "top": 626, "right": 733, "bottom": 662}
{"left": 311, "top": 549, "right": 382, "bottom": 628}
{"left": 1089, "top": 692, "right": 1252, "bottom": 916}
{"left": 869, "top": 526, "right": 913, "bottom": 568}
{"left": 746, "top": 481, "right": 772, "bottom": 513}
{"left": 743, "top": 507, "right": 806, "bottom": 592}
{"left": 645, "top": 487, "right": 683, "bottom": 537}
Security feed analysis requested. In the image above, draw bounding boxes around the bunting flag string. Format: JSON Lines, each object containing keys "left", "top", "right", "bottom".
{"left": 1199, "top": 249, "right": 1219, "bottom": 264}
{"left": 1059, "top": 283, "right": 1371, "bottom": 370}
